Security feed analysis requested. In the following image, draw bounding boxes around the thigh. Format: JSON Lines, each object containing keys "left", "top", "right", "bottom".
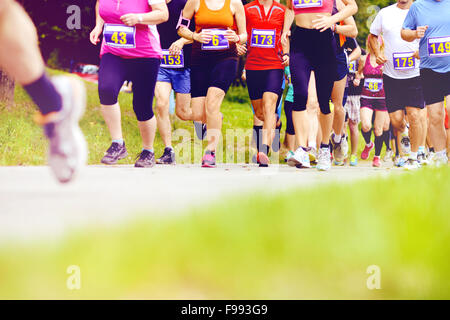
{"left": 314, "top": 60, "right": 337, "bottom": 114}
{"left": 374, "top": 110, "right": 387, "bottom": 129}
{"left": 246, "top": 70, "right": 264, "bottom": 101}
{"left": 210, "top": 58, "right": 238, "bottom": 94}
{"left": 98, "top": 53, "right": 127, "bottom": 105}
{"left": 190, "top": 65, "right": 210, "bottom": 98}
{"left": 290, "top": 48, "right": 312, "bottom": 105}
{"left": 172, "top": 68, "right": 191, "bottom": 94}
{"left": 360, "top": 106, "right": 374, "bottom": 124}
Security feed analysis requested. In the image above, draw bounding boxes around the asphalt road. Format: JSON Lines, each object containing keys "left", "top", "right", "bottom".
{"left": 0, "top": 163, "right": 400, "bottom": 242}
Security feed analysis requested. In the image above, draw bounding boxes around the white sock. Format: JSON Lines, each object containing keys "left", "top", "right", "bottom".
{"left": 333, "top": 134, "right": 342, "bottom": 143}
{"left": 436, "top": 150, "right": 447, "bottom": 158}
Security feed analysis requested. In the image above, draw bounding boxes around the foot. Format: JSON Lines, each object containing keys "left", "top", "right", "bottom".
{"left": 372, "top": 156, "right": 381, "bottom": 168}
{"left": 194, "top": 122, "right": 207, "bottom": 140}
{"left": 383, "top": 149, "right": 393, "bottom": 162}
{"left": 306, "top": 147, "right": 318, "bottom": 164}
{"left": 288, "top": 147, "right": 311, "bottom": 168}
{"left": 393, "top": 155, "right": 407, "bottom": 167}
{"left": 350, "top": 154, "right": 358, "bottom": 166}
{"left": 316, "top": 147, "right": 332, "bottom": 171}
{"left": 284, "top": 150, "right": 294, "bottom": 163}
{"left": 331, "top": 134, "right": 346, "bottom": 163}
{"left": 400, "top": 135, "right": 411, "bottom": 155}
{"left": 156, "top": 147, "right": 176, "bottom": 165}
{"left": 43, "top": 76, "right": 87, "bottom": 183}
{"left": 417, "top": 152, "right": 430, "bottom": 166}
{"left": 134, "top": 150, "right": 155, "bottom": 168}
{"left": 101, "top": 142, "right": 128, "bottom": 165}
{"left": 404, "top": 158, "right": 421, "bottom": 170}
{"left": 361, "top": 142, "right": 374, "bottom": 160}
{"left": 201, "top": 150, "right": 216, "bottom": 168}
{"left": 257, "top": 152, "right": 270, "bottom": 167}
{"left": 433, "top": 152, "right": 449, "bottom": 167}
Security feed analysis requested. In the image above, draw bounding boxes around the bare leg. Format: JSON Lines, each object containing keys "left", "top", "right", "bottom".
{"left": 174, "top": 93, "right": 193, "bottom": 121}
{"left": 293, "top": 110, "right": 309, "bottom": 147}
{"left": 427, "top": 101, "right": 446, "bottom": 152}
{"left": 306, "top": 72, "right": 319, "bottom": 149}
{"left": 349, "top": 119, "right": 359, "bottom": 156}
{"left": 406, "top": 106, "right": 423, "bottom": 153}
{"left": 331, "top": 76, "right": 348, "bottom": 137}
{"left": 101, "top": 103, "right": 123, "bottom": 140}
{"left": 205, "top": 87, "right": 226, "bottom": 151}
{"left": 261, "top": 92, "right": 278, "bottom": 150}
{"left": 138, "top": 117, "right": 157, "bottom": 150}
{"left": 154, "top": 82, "right": 173, "bottom": 147}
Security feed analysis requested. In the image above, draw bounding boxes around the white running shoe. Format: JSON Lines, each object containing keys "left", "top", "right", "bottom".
{"left": 288, "top": 147, "right": 311, "bottom": 168}
{"left": 404, "top": 158, "right": 421, "bottom": 171}
{"left": 417, "top": 152, "right": 430, "bottom": 166}
{"left": 316, "top": 147, "right": 331, "bottom": 171}
{"left": 393, "top": 155, "right": 407, "bottom": 168}
{"left": 44, "top": 76, "right": 87, "bottom": 183}
{"left": 433, "top": 152, "right": 449, "bottom": 167}
{"left": 383, "top": 149, "right": 393, "bottom": 162}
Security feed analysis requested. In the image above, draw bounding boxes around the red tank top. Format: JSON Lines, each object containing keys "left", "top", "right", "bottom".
{"left": 292, "top": 0, "right": 333, "bottom": 15}
{"left": 361, "top": 54, "right": 385, "bottom": 99}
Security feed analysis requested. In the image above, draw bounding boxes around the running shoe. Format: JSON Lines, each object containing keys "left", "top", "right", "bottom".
{"left": 135, "top": 150, "right": 155, "bottom": 168}
{"left": 257, "top": 152, "right": 270, "bottom": 167}
{"left": 156, "top": 147, "right": 176, "bottom": 165}
{"left": 316, "top": 147, "right": 331, "bottom": 171}
{"left": 289, "top": 147, "right": 311, "bottom": 168}
{"left": 433, "top": 153, "right": 449, "bottom": 167}
{"left": 43, "top": 76, "right": 87, "bottom": 183}
{"left": 284, "top": 151, "right": 294, "bottom": 163}
{"left": 393, "top": 155, "right": 407, "bottom": 167}
{"left": 400, "top": 135, "right": 411, "bottom": 155}
{"left": 194, "top": 121, "right": 206, "bottom": 140}
{"left": 341, "top": 135, "right": 349, "bottom": 160}
{"left": 404, "top": 158, "right": 421, "bottom": 170}
{"left": 101, "top": 142, "right": 128, "bottom": 165}
{"left": 331, "top": 134, "right": 345, "bottom": 164}
{"left": 350, "top": 154, "right": 358, "bottom": 166}
{"left": 417, "top": 152, "right": 430, "bottom": 166}
{"left": 372, "top": 156, "right": 381, "bottom": 168}
{"left": 361, "top": 142, "right": 374, "bottom": 160}
{"left": 383, "top": 149, "right": 393, "bottom": 162}
{"left": 202, "top": 150, "right": 216, "bottom": 168}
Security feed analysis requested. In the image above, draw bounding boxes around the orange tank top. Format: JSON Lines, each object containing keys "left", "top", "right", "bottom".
{"left": 195, "top": 0, "right": 235, "bottom": 32}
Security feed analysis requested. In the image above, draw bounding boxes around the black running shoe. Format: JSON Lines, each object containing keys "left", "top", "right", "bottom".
{"left": 135, "top": 150, "right": 155, "bottom": 168}
{"left": 194, "top": 121, "right": 207, "bottom": 140}
{"left": 101, "top": 142, "right": 128, "bottom": 165}
{"left": 156, "top": 147, "right": 176, "bottom": 164}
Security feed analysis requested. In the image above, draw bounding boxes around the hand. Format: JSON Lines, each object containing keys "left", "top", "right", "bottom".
{"left": 415, "top": 25, "right": 428, "bottom": 39}
{"left": 313, "top": 15, "right": 335, "bottom": 32}
{"left": 413, "top": 50, "right": 420, "bottom": 60}
{"left": 236, "top": 43, "right": 247, "bottom": 56}
{"left": 169, "top": 39, "right": 184, "bottom": 56}
{"left": 120, "top": 13, "right": 140, "bottom": 26}
{"left": 376, "top": 54, "right": 388, "bottom": 65}
{"left": 225, "top": 28, "right": 239, "bottom": 43}
{"left": 281, "top": 31, "right": 290, "bottom": 47}
{"left": 195, "top": 29, "right": 213, "bottom": 44}
{"left": 353, "top": 78, "right": 361, "bottom": 87}
{"left": 241, "top": 69, "right": 246, "bottom": 81}
{"left": 90, "top": 25, "right": 103, "bottom": 45}
{"left": 282, "top": 54, "right": 289, "bottom": 66}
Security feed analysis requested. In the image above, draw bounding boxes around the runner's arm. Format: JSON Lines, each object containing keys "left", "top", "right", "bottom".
{"left": 313, "top": 0, "right": 358, "bottom": 32}
{"left": 334, "top": 0, "right": 358, "bottom": 38}
{"left": 90, "top": 0, "right": 104, "bottom": 45}
{"left": 348, "top": 45, "right": 361, "bottom": 62}
{"left": 281, "top": 5, "right": 294, "bottom": 47}
{"left": 227, "top": 0, "right": 247, "bottom": 44}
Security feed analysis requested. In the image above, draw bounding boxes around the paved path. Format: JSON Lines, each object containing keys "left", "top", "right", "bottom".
{"left": 0, "top": 164, "right": 400, "bottom": 242}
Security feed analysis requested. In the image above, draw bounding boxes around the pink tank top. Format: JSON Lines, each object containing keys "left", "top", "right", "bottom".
{"left": 99, "top": 0, "right": 162, "bottom": 59}
{"left": 292, "top": 0, "right": 333, "bottom": 16}
{"left": 361, "top": 54, "right": 385, "bottom": 99}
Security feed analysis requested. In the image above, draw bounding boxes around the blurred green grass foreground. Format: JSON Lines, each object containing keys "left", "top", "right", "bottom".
{"left": 0, "top": 167, "right": 449, "bottom": 299}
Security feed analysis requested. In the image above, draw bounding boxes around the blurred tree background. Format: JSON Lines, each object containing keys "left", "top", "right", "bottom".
{"left": 17, "top": 0, "right": 397, "bottom": 69}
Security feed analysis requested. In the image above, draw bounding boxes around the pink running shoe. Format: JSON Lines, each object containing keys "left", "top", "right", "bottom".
{"left": 361, "top": 142, "right": 374, "bottom": 160}
{"left": 372, "top": 156, "right": 381, "bottom": 168}
{"left": 201, "top": 151, "right": 216, "bottom": 168}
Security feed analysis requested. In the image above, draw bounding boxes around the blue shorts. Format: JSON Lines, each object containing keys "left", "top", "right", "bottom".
{"left": 157, "top": 67, "right": 191, "bottom": 94}
{"left": 336, "top": 51, "right": 348, "bottom": 81}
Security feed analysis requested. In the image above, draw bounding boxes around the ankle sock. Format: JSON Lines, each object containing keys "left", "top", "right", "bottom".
{"left": 24, "top": 73, "right": 62, "bottom": 115}
{"left": 112, "top": 139, "right": 124, "bottom": 145}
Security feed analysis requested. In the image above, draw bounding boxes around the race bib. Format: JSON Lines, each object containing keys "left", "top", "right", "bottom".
{"left": 104, "top": 24, "right": 136, "bottom": 49}
{"left": 427, "top": 36, "right": 450, "bottom": 57}
{"left": 364, "top": 78, "right": 383, "bottom": 93}
{"left": 201, "top": 29, "right": 229, "bottom": 50}
{"left": 348, "top": 60, "right": 357, "bottom": 74}
{"left": 293, "top": 0, "right": 323, "bottom": 9}
{"left": 393, "top": 52, "right": 416, "bottom": 70}
{"left": 161, "top": 50, "right": 184, "bottom": 69}
{"left": 250, "top": 29, "right": 276, "bottom": 48}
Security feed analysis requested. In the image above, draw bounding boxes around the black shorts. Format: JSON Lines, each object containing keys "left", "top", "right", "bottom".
{"left": 190, "top": 58, "right": 238, "bottom": 98}
{"left": 246, "top": 69, "right": 284, "bottom": 101}
{"left": 284, "top": 100, "right": 295, "bottom": 135}
{"left": 420, "top": 68, "right": 450, "bottom": 105}
{"left": 383, "top": 74, "right": 425, "bottom": 113}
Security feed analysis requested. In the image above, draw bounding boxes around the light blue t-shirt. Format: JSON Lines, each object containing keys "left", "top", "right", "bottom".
{"left": 403, "top": 0, "right": 450, "bottom": 73}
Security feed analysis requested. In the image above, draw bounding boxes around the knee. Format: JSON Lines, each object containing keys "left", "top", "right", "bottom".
{"left": 390, "top": 114, "right": 405, "bottom": 130}
{"left": 362, "top": 122, "right": 372, "bottom": 132}
{"left": 155, "top": 99, "right": 169, "bottom": 117}
{"left": 429, "top": 108, "right": 444, "bottom": 126}
{"left": 374, "top": 127, "right": 383, "bottom": 136}
{"left": 98, "top": 83, "right": 118, "bottom": 105}
{"left": 307, "top": 100, "right": 319, "bottom": 113}
{"left": 408, "top": 110, "right": 421, "bottom": 126}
